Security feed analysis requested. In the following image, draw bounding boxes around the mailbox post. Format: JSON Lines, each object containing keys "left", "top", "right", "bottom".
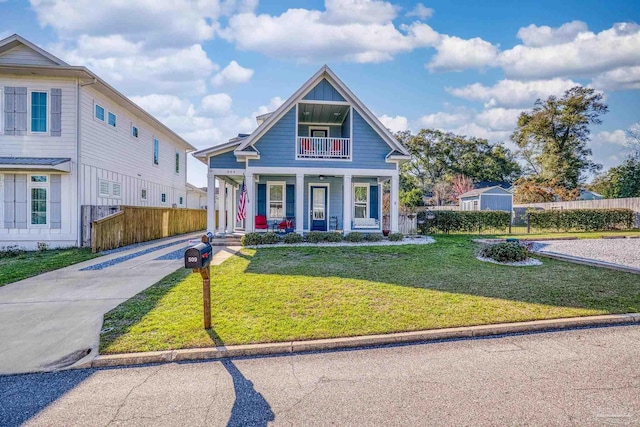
{"left": 184, "top": 235, "right": 213, "bottom": 329}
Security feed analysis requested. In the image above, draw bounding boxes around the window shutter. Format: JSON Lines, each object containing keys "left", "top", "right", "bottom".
{"left": 51, "top": 88, "right": 62, "bottom": 136}
{"left": 4, "top": 87, "right": 16, "bottom": 135}
{"left": 257, "top": 183, "right": 266, "bottom": 216}
{"left": 3, "top": 174, "right": 15, "bottom": 228}
{"left": 286, "top": 184, "right": 295, "bottom": 218}
{"left": 14, "top": 174, "right": 27, "bottom": 229}
{"left": 50, "top": 174, "right": 62, "bottom": 229}
{"left": 14, "top": 87, "right": 27, "bottom": 135}
{"left": 369, "top": 185, "right": 379, "bottom": 220}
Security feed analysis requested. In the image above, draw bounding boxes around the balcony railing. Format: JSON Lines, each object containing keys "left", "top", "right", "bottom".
{"left": 296, "top": 137, "right": 351, "bottom": 160}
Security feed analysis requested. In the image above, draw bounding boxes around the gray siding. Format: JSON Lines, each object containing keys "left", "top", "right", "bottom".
{"left": 480, "top": 194, "right": 513, "bottom": 212}
{"left": 209, "top": 149, "right": 245, "bottom": 169}
{"left": 302, "top": 79, "right": 346, "bottom": 102}
{"left": 251, "top": 108, "right": 394, "bottom": 170}
{"left": 50, "top": 174, "right": 62, "bottom": 229}
{"left": 0, "top": 44, "right": 59, "bottom": 66}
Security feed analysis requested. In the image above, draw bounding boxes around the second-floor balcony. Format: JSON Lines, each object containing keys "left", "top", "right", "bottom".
{"left": 296, "top": 137, "right": 351, "bottom": 160}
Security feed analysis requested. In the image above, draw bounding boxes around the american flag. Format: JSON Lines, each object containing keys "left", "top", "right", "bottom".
{"left": 236, "top": 178, "right": 247, "bottom": 221}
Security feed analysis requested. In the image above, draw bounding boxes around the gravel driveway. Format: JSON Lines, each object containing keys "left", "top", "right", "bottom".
{"left": 534, "top": 238, "right": 640, "bottom": 269}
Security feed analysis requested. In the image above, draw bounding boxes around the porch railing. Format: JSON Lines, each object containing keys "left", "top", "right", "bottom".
{"left": 296, "top": 137, "right": 351, "bottom": 160}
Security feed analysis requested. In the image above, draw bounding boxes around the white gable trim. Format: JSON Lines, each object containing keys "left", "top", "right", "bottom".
{"left": 235, "top": 65, "right": 410, "bottom": 157}
{"left": 0, "top": 34, "right": 69, "bottom": 66}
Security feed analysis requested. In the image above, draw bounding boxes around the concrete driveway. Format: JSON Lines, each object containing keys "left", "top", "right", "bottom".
{"left": 0, "top": 234, "right": 239, "bottom": 375}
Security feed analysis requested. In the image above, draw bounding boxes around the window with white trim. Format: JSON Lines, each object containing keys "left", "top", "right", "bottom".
{"left": 30, "top": 91, "right": 48, "bottom": 133}
{"left": 141, "top": 188, "right": 148, "bottom": 201}
{"left": 267, "top": 182, "right": 285, "bottom": 219}
{"left": 153, "top": 138, "right": 159, "bottom": 165}
{"left": 179, "top": 196, "right": 184, "bottom": 206}
{"left": 112, "top": 182, "right": 121, "bottom": 198}
{"left": 108, "top": 112, "right": 117, "bottom": 127}
{"left": 29, "top": 175, "right": 48, "bottom": 226}
{"left": 132, "top": 124, "right": 139, "bottom": 138}
{"left": 175, "top": 151, "right": 180, "bottom": 174}
{"left": 95, "top": 104, "right": 105, "bottom": 121}
{"left": 161, "top": 193, "right": 167, "bottom": 204}
{"left": 353, "top": 183, "right": 369, "bottom": 219}
{"left": 99, "top": 179, "right": 110, "bottom": 197}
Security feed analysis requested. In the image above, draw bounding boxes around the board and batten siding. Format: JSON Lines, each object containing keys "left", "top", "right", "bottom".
{"left": 0, "top": 45, "right": 59, "bottom": 66}
{"left": 249, "top": 108, "right": 395, "bottom": 170}
{"left": 79, "top": 86, "right": 187, "bottom": 207}
{"left": 302, "top": 79, "right": 346, "bottom": 102}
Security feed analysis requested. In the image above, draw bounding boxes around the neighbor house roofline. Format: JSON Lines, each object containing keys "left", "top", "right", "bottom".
{"left": 0, "top": 34, "right": 69, "bottom": 66}
{"left": 458, "top": 185, "right": 513, "bottom": 199}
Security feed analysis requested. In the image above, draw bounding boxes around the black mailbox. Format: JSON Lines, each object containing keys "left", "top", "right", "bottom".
{"left": 184, "top": 242, "right": 213, "bottom": 269}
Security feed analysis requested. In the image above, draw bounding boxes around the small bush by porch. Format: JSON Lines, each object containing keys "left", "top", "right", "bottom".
{"left": 100, "top": 236, "right": 640, "bottom": 354}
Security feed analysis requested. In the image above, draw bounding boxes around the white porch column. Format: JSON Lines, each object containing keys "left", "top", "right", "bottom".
{"left": 343, "top": 175, "right": 352, "bottom": 233}
{"left": 295, "top": 173, "right": 304, "bottom": 234}
{"left": 227, "top": 184, "right": 235, "bottom": 233}
{"left": 245, "top": 172, "right": 254, "bottom": 232}
{"left": 207, "top": 173, "right": 216, "bottom": 233}
{"left": 218, "top": 180, "right": 227, "bottom": 235}
{"left": 390, "top": 173, "right": 400, "bottom": 233}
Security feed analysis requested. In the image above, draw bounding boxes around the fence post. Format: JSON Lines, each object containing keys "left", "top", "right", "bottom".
{"left": 526, "top": 213, "right": 530, "bottom": 234}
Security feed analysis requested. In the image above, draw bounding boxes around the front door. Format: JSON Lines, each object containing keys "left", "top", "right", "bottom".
{"left": 311, "top": 186, "right": 327, "bottom": 231}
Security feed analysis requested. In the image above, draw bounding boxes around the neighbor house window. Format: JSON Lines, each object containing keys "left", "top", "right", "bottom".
{"left": 153, "top": 138, "right": 159, "bottom": 165}
{"left": 267, "top": 182, "right": 285, "bottom": 219}
{"left": 108, "top": 112, "right": 116, "bottom": 127}
{"left": 353, "top": 183, "right": 369, "bottom": 219}
{"left": 175, "top": 152, "right": 180, "bottom": 174}
{"left": 112, "top": 182, "right": 121, "bottom": 198}
{"left": 141, "top": 188, "right": 148, "bottom": 201}
{"left": 161, "top": 193, "right": 167, "bottom": 204}
{"left": 99, "top": 179, "right": 110, "bottom": 197}
{"left": 95, "top": 104, "right": 105, "bottom": 121}
{"left": 132, "top": 125, "right": 138, "bottom": 138}
{"left": 179, "top": 196, "right": 183, "bottom": 205}
{"left": 29, "top": 175, "right": 48, "bottom": 226}
{"left": 30, "top": 91, "right": 47, "bottom": 133}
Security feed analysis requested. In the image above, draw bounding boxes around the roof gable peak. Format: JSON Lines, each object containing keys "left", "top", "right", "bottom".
{"left": 0, "top": 34, "right": 69, "bottom": 67}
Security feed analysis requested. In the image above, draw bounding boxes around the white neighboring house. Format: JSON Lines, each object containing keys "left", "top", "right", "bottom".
{"left": 0, "top": 34, "right": 196, "bottom": 250}
{"left": 186, "top": 183, "right": 207, "bottom": 209}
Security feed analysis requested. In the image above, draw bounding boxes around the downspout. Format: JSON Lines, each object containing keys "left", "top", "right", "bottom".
{"left": 77, "top": 77, "right": 97, "bottom": 246}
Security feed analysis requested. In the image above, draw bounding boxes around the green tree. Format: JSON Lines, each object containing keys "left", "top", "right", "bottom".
{"left": 591, "top": 159, "right": 640, "bottom": 198}
{"left": 398, "top": 129, "right": 521, "bottom": 196}
{"left": 512, "top": 86, "right": 607, "bottom": 188}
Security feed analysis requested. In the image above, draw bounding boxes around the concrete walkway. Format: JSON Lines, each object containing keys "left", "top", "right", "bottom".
{"left": 0, "top": 233, "right": 240, "bottom": 375}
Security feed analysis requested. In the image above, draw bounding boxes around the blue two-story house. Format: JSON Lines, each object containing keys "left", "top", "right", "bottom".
{"left": 193, "top": 66, "right": 410, "bottom": 235}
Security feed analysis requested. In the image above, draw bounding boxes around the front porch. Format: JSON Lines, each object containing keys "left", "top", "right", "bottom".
{"left": 207, "top": 170, "right": 400, "bottom": 235}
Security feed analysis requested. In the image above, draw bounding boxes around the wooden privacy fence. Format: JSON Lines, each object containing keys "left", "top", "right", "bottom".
{"left": 91, "top": 206, "right": 207, "bottom": 252}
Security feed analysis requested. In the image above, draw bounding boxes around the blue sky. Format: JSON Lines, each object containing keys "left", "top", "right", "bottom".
{"left": 1, "top": 0, "right": 639, "bottom": 187}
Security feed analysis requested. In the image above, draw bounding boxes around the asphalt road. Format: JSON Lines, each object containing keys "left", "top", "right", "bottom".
{"left": 2, "top": 325, "right": 639, "bottom": 426}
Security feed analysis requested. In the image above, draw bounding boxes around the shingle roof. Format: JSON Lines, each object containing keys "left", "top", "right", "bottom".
{"left": 459, "top": 185, "right": 511, "bottom": 198}
{"left": 0, "top": 157, "right": 71, "bottom": 165}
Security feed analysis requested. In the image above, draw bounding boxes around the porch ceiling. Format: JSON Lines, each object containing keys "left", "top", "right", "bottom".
{"left": 298, "top": 103, "right": 349, "bottom": 125}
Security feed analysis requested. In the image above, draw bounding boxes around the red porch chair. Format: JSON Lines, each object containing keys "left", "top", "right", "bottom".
{"left": 255, "top": 215, "right": 268, "bottom": 230}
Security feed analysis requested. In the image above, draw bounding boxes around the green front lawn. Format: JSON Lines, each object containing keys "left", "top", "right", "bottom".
{"left": 0, "top": 247, "right": 99, "bottom": 287}
{"left": 100, "top": 236, "right": 640, "bottom": 354}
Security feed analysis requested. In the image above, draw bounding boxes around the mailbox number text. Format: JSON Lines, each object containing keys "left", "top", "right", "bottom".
{"left": 187, "top": 256, "right": 198, "bottom": 263}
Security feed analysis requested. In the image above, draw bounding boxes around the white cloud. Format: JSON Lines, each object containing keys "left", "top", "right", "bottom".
{"left": 427, "top": 35, "right": 498, "bottom": 72}
{"left": 255, "top": 97, "right": 285, "bottom": 116}
{"left": 378, "top": 115, "right": 408, "bottom": 133}
{"left": 200, "top": 93, "right": 233, "bottom": 116}
{"left": 591, "top": 66, "right": 640, "bottom": 91}
{"left": 448, "top": 78, "right": 580, "bottom": 108}
{"left": 130, "top": 94, "right": 192, "bottom": 117}
{"left": 211, "top": 61, "right": 254, "bottom": 86}
{"left": 419, "top": 110, "right": 473, "bottom": 128}
{"left": 52, "top": 43, "right": 217, "bottom": 96}
{"left": 324, "top": 0, "right": 398, "bottom": 24}
{"left": 516, "top": 21, "right": 588, "bottom": 47}
{"left": 498, "top": 22, "right": 640, "bottom": 79}
{"left": 406, "top": 3, "right": 433, "bottom": 19}
{"left": 475, "top": 108, "right": 523, "bottom": 131}
{"left": 218, "top": 6, "right": 439, "bottom": 63}
{"left": 590, "top": 129, "right": 635, "bottom": 170}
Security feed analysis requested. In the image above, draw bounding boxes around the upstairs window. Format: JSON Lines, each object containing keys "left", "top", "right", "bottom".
{"left": 175, "top": 152, "right": 180, "bottom": 174}
{"left": 132, "top": 125, "right": 139, "bottom": 138}
{"left": 161, "top": 193, "right": 167, "bottom": 204}
{"left": 108, "top": 112, "right": 116, "bottom": 127}
{"left": 95, "top": 104, "right": 105, "bottom": 121}
{"left": 30, "top": 91, "right": 47, "bottom": 133}
{"left": 153, "top": 138, "right": 159, "bottom": 165}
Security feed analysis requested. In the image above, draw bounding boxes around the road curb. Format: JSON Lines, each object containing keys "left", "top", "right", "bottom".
{"left": 90, "top": 313, "right": 640, "bottom": 369}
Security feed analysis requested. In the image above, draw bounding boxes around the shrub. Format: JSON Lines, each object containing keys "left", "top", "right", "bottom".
{"left": 241, "top": 232, "right": 262, "bottom": 246}
{"left": 37, "top": 242, "right": 49, "bottom": 252}
{"left": 344, "top": 232, "right": 364, "bottom": 243}
{"left": 0, "top": 245, "right": 25, "bottom": 259}
{"left": 283, "top": 233, "right": 303, "bottom": 244}
{"left": 528, "top": 208, "right": 633, "bottom": 231}
{"left": 479, "top": 242, "right": 528, "bottom": 263}
{"left": 417, "top": 210, "right": 511, "bottom": 234}
{"left": 305, "top": 231, "right": 326, "bottom": 243}
{"left": 325, "top": 232, "right": 343, "bottom": 243}
{"left": 365, "top": 233, "right": 383, "bottom": 242}
{"left": 387, "top": 232, "right": 404, "bottom": 242}
{"left": 261, "top": 232, "right": 281, "bottom": 245}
